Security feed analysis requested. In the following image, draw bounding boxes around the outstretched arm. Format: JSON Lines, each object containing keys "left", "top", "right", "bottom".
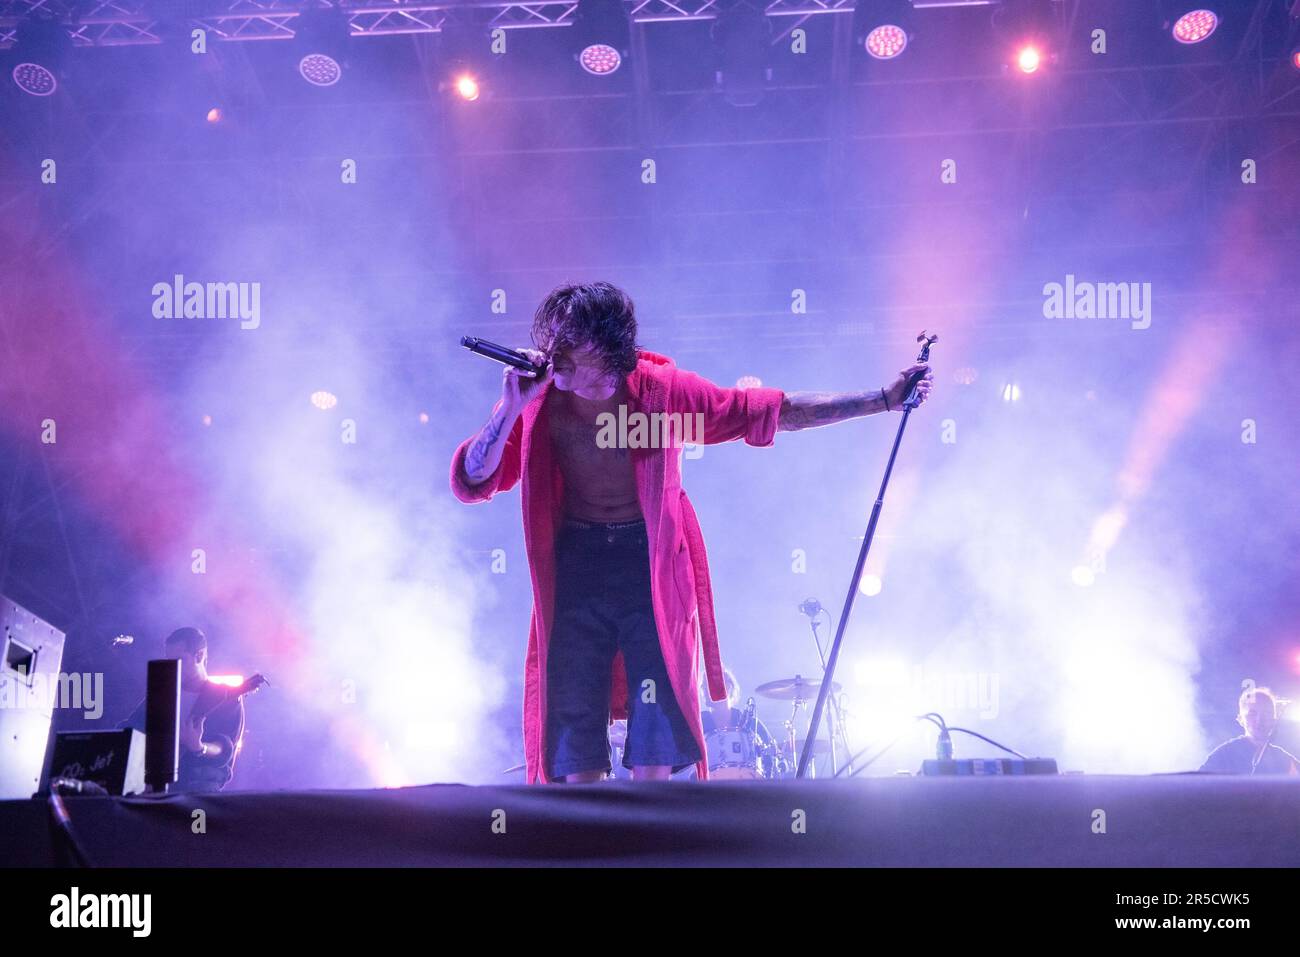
{"left": 778, "top": 363, "right": 933, "bottom": 433}
{"left": 778, "top": 389, "right": 890, "bottom": 432}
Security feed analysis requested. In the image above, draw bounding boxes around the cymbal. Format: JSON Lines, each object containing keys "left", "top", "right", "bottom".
{"left": 754, "top": 676, "right": 842, "bottom": 700}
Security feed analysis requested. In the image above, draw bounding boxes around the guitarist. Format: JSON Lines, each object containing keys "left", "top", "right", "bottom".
{"left": 119, "top": 627, "right": 267, "bottom": 791}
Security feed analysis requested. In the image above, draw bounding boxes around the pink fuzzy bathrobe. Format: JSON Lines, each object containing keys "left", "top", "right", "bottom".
{"left": 450, "top": 350, "right": 784, "bottom": 783}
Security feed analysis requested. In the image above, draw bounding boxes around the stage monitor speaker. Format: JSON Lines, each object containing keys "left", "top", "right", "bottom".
{"left": 41, "top": 728, "right": 146, "bottom": 796}
{"left": 0, "top": 595, "right": 66, "bottom": 799}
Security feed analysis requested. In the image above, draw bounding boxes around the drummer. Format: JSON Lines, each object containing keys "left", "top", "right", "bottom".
{"left": 701, "top": 668, "right": 776, "bottom": 748}
{"left": 702, "top": 668, "right": 742, "bottom": 733}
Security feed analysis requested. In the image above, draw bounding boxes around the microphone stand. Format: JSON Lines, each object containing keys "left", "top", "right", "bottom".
{"left": 796, "top": 331, "right": 937, "bottom": 780}
{"left": 807, "top": 614, "right": 853, "bottom": 776}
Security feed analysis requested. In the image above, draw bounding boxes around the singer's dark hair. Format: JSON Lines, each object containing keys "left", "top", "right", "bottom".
{"left": 164, "top": 627, "right": 207, "bottom": 653}
{"left": 531, "top": 281, "right": 640, "bottom": 380}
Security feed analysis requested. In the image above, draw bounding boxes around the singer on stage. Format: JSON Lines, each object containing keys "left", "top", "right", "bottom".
{"left": 450, "top": 281, "right": 932, "bottom": 783}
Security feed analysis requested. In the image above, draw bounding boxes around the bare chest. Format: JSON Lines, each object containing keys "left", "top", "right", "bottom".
{"left": 547, "top": 397, "right": 637, "bottom": 497}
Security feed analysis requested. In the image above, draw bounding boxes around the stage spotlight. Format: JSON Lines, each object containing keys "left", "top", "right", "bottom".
{"left": 293, "top": 6, "right": 350, "bottom": 87}
{"left": 736, "top": 375, "right": 763, "bottom": 389}
{"left": 1290, "top": 44, "right": 1300, "bottom": 72}
{"left": 1001, "top": 383, "right": 1021, "bottom": 402}
{"left": 438, "top": 15, "right": 493, "bottom": 102}
{"left": 857, "top": 0, "right": 915, "bottom": 61}
{"left": 454, "top": 73, "right": 481, "bottom": 101}
{"left": 1016, "top": 44, "right": 1042, "bottom": 73}
{"left": 858, "top": 573, "right": 883, "bottom": 597}
{"left": 1071, "top": 566, "right": 1096, "bottom": 587}
{"left": 866, "top": 25, "right": 908, "bottom": 60}
{"left": 299, "top": 52, "right": 343, "bottom": 88}
{"left": 11, "top": 62, "right": 57, "bottom": 97}
{"left": 573, "top": 0, "right": 630, "bottom": 76}
{"left": 311, "top": 390, "right": 338, "bottom": 411}
{"left": 712, "top": 4, "right": 772, "bottom": 108}
{"left": 579, "top": 44, "right": 622, "bottom": 76}
{"left": 8, "top": 15, "right": 71, "bottom": 97}
{"left": 206, "top": 107, "right": 224, "bottom": 124}
{"left": 1170, "top": 8, "right": 1219, "bottom": 45}
{"left": 994, "top": 0, "right": 1057, "bottom": 75}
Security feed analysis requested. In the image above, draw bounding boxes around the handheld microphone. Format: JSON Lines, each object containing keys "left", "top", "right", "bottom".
{"left": 798, "top": 598, "right": 823, "bottom": 618}
{"left": 460, "top": 336, "right": 547, "bottom": 376}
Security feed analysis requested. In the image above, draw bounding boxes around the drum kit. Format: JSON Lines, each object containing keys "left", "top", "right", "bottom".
{"left": 701, "top": 675, "right": 842, "bottom": 781}
{"left": 602, "top": 674, "right": 846, "bottom": 781}
{"left": 507, "top": 663, "right": 853, "bottom": 782}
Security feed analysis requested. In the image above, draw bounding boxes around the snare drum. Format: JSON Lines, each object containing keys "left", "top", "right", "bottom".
{"left": 705, "top": 727, "right": 762, "bottom": 780}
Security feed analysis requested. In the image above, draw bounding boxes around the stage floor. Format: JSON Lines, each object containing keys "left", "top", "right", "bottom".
{"left": 4, "top": 774, "right": 1296, "bottom": 867}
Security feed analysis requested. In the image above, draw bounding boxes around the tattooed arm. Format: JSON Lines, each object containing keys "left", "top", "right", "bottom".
{"left": 451, "top": 398, "right": 527, "bottom": 501}
{"left": 462, "top": 402, "right": 520, "bottom": 485}
{"left": 777, "top": 363, "right": 933, "bottom": 433}
{"left": 456, "top": 347, "right": 551, "bottom": 491}
{"left": 777, "top": 390, "right": 890, "bottom": 432}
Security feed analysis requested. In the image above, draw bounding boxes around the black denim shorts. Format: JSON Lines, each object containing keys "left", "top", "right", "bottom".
{"left": 545, "top": 517, "right": 702, "bottom": 779}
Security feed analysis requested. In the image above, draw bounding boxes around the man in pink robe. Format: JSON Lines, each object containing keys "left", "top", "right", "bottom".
{"left": 451, "top": 282, "right": 931, "bottom": 784}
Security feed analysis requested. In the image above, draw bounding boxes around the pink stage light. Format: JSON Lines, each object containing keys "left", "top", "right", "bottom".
{"left": 865, "top": 24, "right": 908, "bottom": 60}
{"left": 454, "top": 74, "right": 480, "bottom": 101}
{"left": 1171, "top": 9, "right": 1218, "bottom": 45}
{"left": 579, "top": 43, "right": 622, "bottom": 75}
{"left": 1016, "top": 45, "right": 1042, "bottom": 74}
